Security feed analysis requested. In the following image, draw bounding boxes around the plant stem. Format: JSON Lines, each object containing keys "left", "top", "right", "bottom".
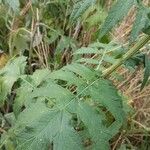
{"left": 102, "top": 35, "right": 150, "bottom": 78}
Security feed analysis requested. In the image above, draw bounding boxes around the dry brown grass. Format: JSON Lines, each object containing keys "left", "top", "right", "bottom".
{"left": 110, "top": 66, "right": 150, "bottom": 149}
{"left": 112, "top": 0, "right": 150, "bottom": 43}
{"left": 109, "top": 0, "right": 150, "bottom": 148}
{"left": 111, "top": 0, "right": 150, "bottom": 124}
{"left": 113, "top": 66, "right": 150, "bottom": 126}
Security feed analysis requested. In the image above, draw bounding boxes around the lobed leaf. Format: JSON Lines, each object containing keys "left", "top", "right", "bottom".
{"left": 1, "top": 57, "right": 125, "bottom": 149}
{"left": 70, "top": 0, "right": 96, "bottom": 22}
{"left": 99, "top": 0, "right": 135, "bottom": 38}
{"left": 0, "top": 56, "right": 26, "bottom": 106}
{"left": 15, "top": 102, "right": 83, "bottom": 150}
{"left": 130, "top": 5, "right": 150, "bottom": 42}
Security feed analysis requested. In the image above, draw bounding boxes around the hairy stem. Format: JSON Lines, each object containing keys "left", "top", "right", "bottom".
{"left": 102, "top": 35, "right": 150, "bottom": 78}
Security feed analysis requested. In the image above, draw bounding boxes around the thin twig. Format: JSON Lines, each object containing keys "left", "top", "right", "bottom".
{"left": 112, "top": 132, "right": 123, "bottom": 150}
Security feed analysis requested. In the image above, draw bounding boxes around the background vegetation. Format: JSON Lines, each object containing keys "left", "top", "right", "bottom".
{"left": 0, "top": 0, "right": 150, "bottom": 149}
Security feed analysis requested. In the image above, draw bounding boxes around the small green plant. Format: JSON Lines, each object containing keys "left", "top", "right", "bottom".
{"left": 0, "top": 55, "right": 125, "bottom": 149}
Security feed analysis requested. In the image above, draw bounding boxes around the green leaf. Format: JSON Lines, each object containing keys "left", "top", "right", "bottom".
{"left": 13, "top": 83, "right": 33, "bottom": 117}
{"left": 10, "top": 29, "right": 30, "bottom": 54}
{"left": 74, "top": 47, "right": 100, "bottom": 55}
{"left": 15, "top": 102, "right": 83, "bottom": 150}
{"left": 85, "top": 7, "right": 107, "bottom": 28}
{"left": 45, "top": 30, "right": 62, "bottom": 44}
{"left": 88, "top": 79, "right": 125, "bottom": 122}
{"left": 0, "top": 56, "right": 27, "bottom": 106}
{"left": 56, "top": 36, "right": 76, "bottom": 52}
{"left": 13, "top": 69, "right": 51, "bottom": 116}
{"left": 76, "top": 58, "right": 99, "bottom": 65}
{"left": 50, "top": 69, "right": 84, "bottom": 86}
{"left": 29, "top": 81, "right": 74, "bottom": 109}
{"left": 141, "top": 54, "right": 150, "bottom": 90}
{"left": 30, "top": 69, "right": 51, "bottom": 86}
{"left": 2, "top": 58, "right": 125, "bottom": 149}
{"left": 70, "top": 0, "right": 96, "bottom": 22}
{"left": 130, "top": 5, "right": 150, "bottom": 42}
{"left": 13, "top": 76, "right": 125, "bottom": 149}
{"left": 142, "top": 10, "right": 150, "bottom": 35}
{"left": 99, "top": 0, "right": 135, "bottom": 38}
{"left": 143, "top": 21, "right": 150, "bottom": 35}
{"left": 64, "top": 63, "right": 96, "bottom": 81}
{"left": 77, "top": 102, "right": 110, "bottom": 149}
{"left": 87, "top": 79, "right": 125, "bottom": 138}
